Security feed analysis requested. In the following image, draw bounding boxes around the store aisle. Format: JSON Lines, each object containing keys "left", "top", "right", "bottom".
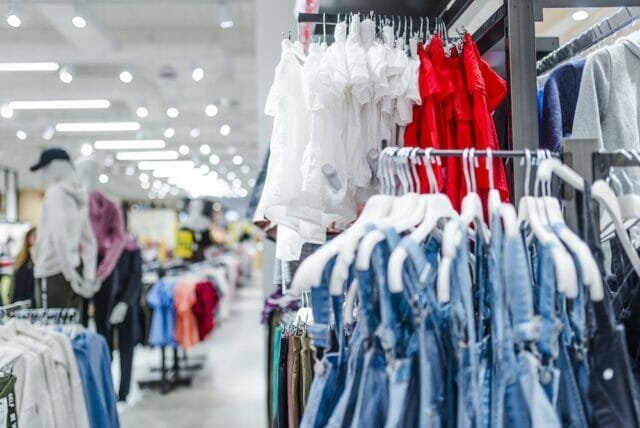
{"left": 119, "top": 285, "right": 267, "bottom": 428}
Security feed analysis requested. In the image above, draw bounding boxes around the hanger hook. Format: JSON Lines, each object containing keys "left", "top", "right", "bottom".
{"left": 462, "top": 148, "right": 471, "bottom": 195}
{"left": 524, "top": 149, "right": 532, "bottom": 197}
{"left": 486, "top": 148, "right": 495, "bottom": 190}
{"left": 469, "top": 148, "right": 478, "bottom": 193}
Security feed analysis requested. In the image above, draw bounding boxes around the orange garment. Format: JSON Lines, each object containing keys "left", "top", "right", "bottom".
{"left": 174, "top": 279, "right": 199, "bottom": 349}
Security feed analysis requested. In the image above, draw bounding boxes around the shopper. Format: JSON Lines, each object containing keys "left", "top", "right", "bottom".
{"left": 11, "top": 227, "right": 37, "bottom": 305}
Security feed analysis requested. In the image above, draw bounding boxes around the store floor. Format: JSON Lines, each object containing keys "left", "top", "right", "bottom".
{"left": 117, "top": 285, "right": 267, "bottom": 428}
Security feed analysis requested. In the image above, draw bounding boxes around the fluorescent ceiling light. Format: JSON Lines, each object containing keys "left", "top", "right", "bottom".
{"left": 94, "top": 139, "right": 165, "bottom": 150}
{"left": 138, "top": 160, "right": 195, "bottom": 170}
{"left": 572, "top": 10, "right": 589, "bottom": 21}
{"left": 0, "top": 62, "right": 59, "bottom": 72}
{"left": 56, "top": 121, "right": 140, "bottom": 132}
{"left": 116, "top": 151, "right": 179, "bottom": 161}
{"left": 9, "top": 99, "right": 110, "bottom": 110}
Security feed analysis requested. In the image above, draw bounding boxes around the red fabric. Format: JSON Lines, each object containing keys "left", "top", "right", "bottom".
{"left": 192, "top": 281, "right": 220, "bottom": 340}
{"left": 462, "top": 34, "right": 510, "bottom": 204}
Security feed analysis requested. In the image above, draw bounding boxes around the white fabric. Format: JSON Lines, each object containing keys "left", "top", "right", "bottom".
{"left": 34, "top": 178, "right": 97, "bottom": 289}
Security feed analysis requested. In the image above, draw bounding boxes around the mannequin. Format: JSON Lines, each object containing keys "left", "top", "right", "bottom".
{"left": 30, "top": 148, "right": 98, "bottom": 311}
{"left": 76, "top": 158, "right": 129, "bottom": 324}
{"left": 180, "top": 199, "right": 212, "bottom": 261}
{"left": 110, "top": 241, "right": 142, "bottom": 401}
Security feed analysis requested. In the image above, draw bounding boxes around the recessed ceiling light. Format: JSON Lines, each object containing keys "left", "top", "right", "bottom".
{"left": 163, "top": 127, "right": 175, "bottom": 138}
{"left": 16, "top": 130, "right": 26, "bottom": 140}
{"left": 94, "top": 140, "right": 165, "bottom": 150}
{"left": 209, "top": 154, "right": 220, "bottom": 165}
{"left": 141, "top": 181, "right": 150, "bottom": 189}
{"left": 240, "top": 165, "right": 250, "bottom": 174}
{"left": 238, "top": 188, "right": 248, "bottom": 197}
{"left": 205, "top": 104, "right": 218, "bottom": 117}
{"left": 6, "top": 13, "right": 21, "bottom": 28}
{"left": 81, "top": 143, "right": 93, "bottom": 156}
{"left": 199, "top": 144, "right": 211, "bottom": 155}
{"left": 71, "top": 15, "right": 86, "bottom": 29}
{"left": 232, "top": 155, "right": 243, "bottom": 165}
{"left": 99, "top": 174, "right": 109, "bottom": 184}
{"left": 219, "top": 3, "right": 234, "bottom": 29}
{"left": 0, "top": 62, "right": 59, "bottom": 72}
{"left": 41, "top": 126, "right": 54, "bottom": 140}
{"left": 179, "top": 145, "right": 190, "bottom": 155}
{"left": 166, "top": 107, "right": 179, "bottom": 118}
{"left": 1, "top": 105, "right": 14, "bottom": 118}
{"left": 116, "top": 150, "right": 179, "bottom": 161}
{"left": 572, "top": 10, "right": 589, "bottom": 21}
{"left": 191, "top": 67, "right": 204, "bottom": 81}
{"left": 199, "top": 165, "right": 210, "bottom": 174}
{"left": 232, "top": 178, "right": 242, "bottom": 188}
{"left": 220, "top": 124, "right": 231, "bottom": 136}
{"left": 190, "top": 128, "right": 200, "bottom": 138}
{"left": 55, "top": 121, "right": 140, "bottom": 132}
{"left": 9, "top": 99, "right": 110, "bottom": 110}
{"left": 104, "top": 156, "right": 114, "bottom": 167}
{"left": 226, "top": 171, "right": 236, "bottom": 180}
{"left": 125, "top": 166, "right": 135, "bottom": 176}
{"left": 119, "top": 70, "right": 133, "bottom": 83}
{"left": 136, "top": 106, "right": 149, "bottom": 118}
{"left": 139, "top": 172, "right": 149, "bottom": 181}
{"left": 248, "top": 178, "right": 256, "bottom": 187}
{"left": 59, "top": 67, "right": 73, "bottom": 83}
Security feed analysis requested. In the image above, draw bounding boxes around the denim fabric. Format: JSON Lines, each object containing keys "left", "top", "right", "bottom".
{"left": 518, "top": 351, "right": 562, "bottom": 427}
{"left": 350, "top": 344, "right": 389, "bottom": 428}
{"left": 308, "top": 256, "right": 337, "bottom": 351}
{"left": 401, "top": 236, "right": 447, "bottom": 427}
{"left": 446, "top": 222, "right": 481, "bottom": 428}
{"left": 300, "top": 353, "right": 346, "bottom": 428}
{"left": 326, "top": 329, "right": 366, "bottom": 428}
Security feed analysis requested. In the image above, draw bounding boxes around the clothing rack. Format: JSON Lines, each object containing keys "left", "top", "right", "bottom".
{"left": 537, "top": 7, "right": 640, "bottom": 75}
{"left": 5, "top": 307, "right": 80, "bottom": 324}
{"left": 0, "top": 299, "right": 31, "bottom": 320}
{"left": 297, "top": 12, "right": 443, "bottom": 34}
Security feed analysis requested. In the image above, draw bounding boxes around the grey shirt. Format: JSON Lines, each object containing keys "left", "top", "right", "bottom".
{"left": 572, "top": 31, "right": 640, "bottom": 188}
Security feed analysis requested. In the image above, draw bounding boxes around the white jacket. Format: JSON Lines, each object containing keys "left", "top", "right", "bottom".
{"left": 34, "top": 178, "right": 97, "bottom": 286}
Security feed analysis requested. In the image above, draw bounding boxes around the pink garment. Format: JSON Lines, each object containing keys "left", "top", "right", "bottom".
{"left": 89, "top": 191, "right": 127, "bottom": 282}
{"left": 174, "top": 280, "right": 200, "bottom": 349}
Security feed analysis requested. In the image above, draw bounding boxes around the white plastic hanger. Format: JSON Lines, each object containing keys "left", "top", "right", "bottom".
{"left": 534, "top": 154, "right": 603, "bottom": 301}
{"left": 536, "top": 157, "right": 640, "bottom": 279}
{"left": 436, "top": 219, "right": 463, "bottom": 303}
{"left": 518, "top": 156, "right": 578, "bottom": 298}
{"left": 459, "top": 149, "right": 490, "bottom": 244}
{"left": 291, "top": 193, "right": 396, "bottom": 297}
{"left": 388, "top": 149, "right": 457, "bottom": 293}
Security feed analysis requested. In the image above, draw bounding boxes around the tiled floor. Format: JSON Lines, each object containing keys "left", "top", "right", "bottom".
{"left": 117, "top": 285, "right": 267, "bottom": 428}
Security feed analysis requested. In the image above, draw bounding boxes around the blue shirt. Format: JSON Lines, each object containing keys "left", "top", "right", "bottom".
{"left": 72, "top": 331, "right": 120, "bottom": 428}
{"left": 147, "top": 279, "right": 178, "bottom": 347}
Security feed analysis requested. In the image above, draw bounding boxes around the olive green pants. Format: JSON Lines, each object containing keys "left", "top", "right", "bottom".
{"left": 34, "top": 272, "right": 83, "bottom": 312}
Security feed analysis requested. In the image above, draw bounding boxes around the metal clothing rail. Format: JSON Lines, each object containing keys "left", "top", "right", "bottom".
{"left": 411, "top": 149, "right": 555, "bottom": 159}
{"left": 537, "top": 6, "right": 640, "bottom": 75}
{"left": 297, "top": 12, "right": 444, "bottom": 35}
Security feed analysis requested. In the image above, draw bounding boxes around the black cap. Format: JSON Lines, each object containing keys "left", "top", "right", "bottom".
{"left": 30, "top": 148, "right": 71, "bottom": 172}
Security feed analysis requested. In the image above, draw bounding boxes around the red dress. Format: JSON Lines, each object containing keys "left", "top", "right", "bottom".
{"left": 462, "top": 33, "right": 510, "bottom": 204}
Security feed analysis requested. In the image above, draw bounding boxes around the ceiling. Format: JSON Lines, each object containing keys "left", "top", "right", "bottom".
{"left": 0, "top": 0, "right": 257, "bottom": 201}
